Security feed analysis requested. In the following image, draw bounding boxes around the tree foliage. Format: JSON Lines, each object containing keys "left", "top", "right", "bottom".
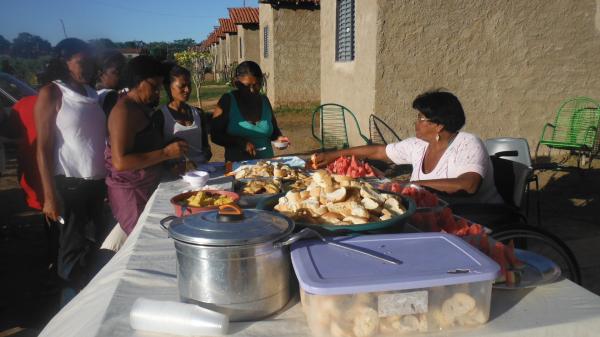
{"left": 88, "top": 38, "right": 117, "bottom": 51}
{"left": 0, "top": 35, "right": 10, "bottom": 55}
{"left": 10, "top": 33, "right": 52, "bottom": 59}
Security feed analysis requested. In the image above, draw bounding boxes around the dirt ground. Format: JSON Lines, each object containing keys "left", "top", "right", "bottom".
{"left": 0, "top": 98, "right": 598, "bottom": 335}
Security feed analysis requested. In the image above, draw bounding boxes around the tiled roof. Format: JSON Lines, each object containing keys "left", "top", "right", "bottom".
{"left": 228, "top": 7, "right": 259, "bottom": 24}
{"left": 218, "top": 18, "right": 237, "bottom": 33}
{"left": 259, "top": 0, "right": 319, "bottom": 4}
{"left": 215, "top": 26, "right": 226, "bottom": 39}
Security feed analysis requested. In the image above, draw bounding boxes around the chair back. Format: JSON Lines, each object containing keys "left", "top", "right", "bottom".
{"left": 369, "top": 114, "right": 402, "bottom": 145}
{"left": 546, "top": 97, "right": 600, "bottom": 148}
{"left": 485, "top": 137, "right": 532, "bottom": 167}
{"left": 312, "top": 103, "right": 370, "bottom": 150}
{"left": 491, "top": 151, "right": 533, "bottom": 209}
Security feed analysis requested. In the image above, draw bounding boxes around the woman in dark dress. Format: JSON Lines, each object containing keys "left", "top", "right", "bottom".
{"left": 211, "top": 61, "right": 289, "bottom": 162}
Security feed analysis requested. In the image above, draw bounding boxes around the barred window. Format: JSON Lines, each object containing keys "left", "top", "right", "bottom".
{"left": 263, "top": 26, "right": 269, "bottom": 58}
{"left": 336, "top": 0, "right": 355, "bottom": 62}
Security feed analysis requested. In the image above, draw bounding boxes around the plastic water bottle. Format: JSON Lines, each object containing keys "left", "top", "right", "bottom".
{"left": 130, "top": 298, "right": 229, "bottom": 336}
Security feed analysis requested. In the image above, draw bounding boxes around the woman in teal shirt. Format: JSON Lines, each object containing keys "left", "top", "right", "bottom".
{"left": 211, "top": 61, "right": 289, "bottom": 161}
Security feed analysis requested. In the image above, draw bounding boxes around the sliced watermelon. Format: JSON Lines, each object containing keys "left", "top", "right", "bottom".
{"left": 467, "top": 223, "right": 484, "bottom": 236}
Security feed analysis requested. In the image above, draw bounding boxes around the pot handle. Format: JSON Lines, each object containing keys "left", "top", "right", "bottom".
{"left": 160, "top": 216, "right": 178, "bottom": 232}
{"left": 273, "top": 228, "right": 317, "bottom": 248}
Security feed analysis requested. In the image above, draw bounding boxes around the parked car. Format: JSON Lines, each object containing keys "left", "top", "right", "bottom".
{"left": 0, "top": 72, "right": 37, "bottom": 174}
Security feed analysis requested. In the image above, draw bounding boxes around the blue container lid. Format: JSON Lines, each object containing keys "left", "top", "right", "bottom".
{"left": 291, "top": 233, "right": 500, "bottom": 296}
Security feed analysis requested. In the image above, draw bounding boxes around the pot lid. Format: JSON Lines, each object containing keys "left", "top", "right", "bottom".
{"left": 166, "top": 205, "right": 294, "bottom": 246}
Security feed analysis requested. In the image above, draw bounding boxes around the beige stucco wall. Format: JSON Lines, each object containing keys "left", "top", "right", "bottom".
{"left": 217, "top": 38, "right": 226, "bottom": 78}
{"left": 260, "top": 3, "right": 320, "bottom": 107}
{"left": 320, "top": 0, "right": 378, "bottom": 146}
{"left": 272, "top": 6, "right": 320, "bottom": 106}
{"left": 225, "top": 33, "right": 238, "bottom": 67}
{"left": 373, "top": 0, "right": 600, "bottom": 151}
{"left": 238, "top": 24, "right": 260, "bottom": 64}
{"left": 260, "top": 3, "right": 276, "bottom": 103}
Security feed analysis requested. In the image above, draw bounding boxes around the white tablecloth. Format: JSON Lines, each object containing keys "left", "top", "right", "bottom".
{"left": 39, "top": 179, "right": 600, "bottom": 337}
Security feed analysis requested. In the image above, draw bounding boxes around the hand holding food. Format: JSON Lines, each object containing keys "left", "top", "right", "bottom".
{"left": 163, "top": 140, "right": 189, "bottom": 159}
{"left": 245, "top": 142, "right": 256, "bottom": 157}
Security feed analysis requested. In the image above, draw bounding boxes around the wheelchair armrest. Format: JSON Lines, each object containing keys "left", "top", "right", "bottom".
{"left": 449, "top": 203, "right": 527, "bottom": 229}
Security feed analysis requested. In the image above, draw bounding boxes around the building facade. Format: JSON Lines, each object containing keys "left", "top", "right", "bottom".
{"left": 259, "top": 0, "right": 321, "bottom": 107}
{"left": 321, "top": 0, "right": 600, "bottom": 148}
{"left": 229, "top": 7, "right": 260, "bottom": 64}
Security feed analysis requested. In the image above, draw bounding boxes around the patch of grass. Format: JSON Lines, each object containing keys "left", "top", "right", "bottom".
{"left": 159, "top": 84, "right": 231, "bottom": 106}
{"left": 274, "top": 101, "right": 320, "bottom": 115}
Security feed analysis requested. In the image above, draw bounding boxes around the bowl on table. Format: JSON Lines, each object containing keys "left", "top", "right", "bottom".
{"left": 271, "top": 140, "right": 289, "bottom": 149}
{"left": 182, "top": 170, "right": 210, "bottom": 188}
{"left": 170, "top": 190, "right": 240, "bottom": 217}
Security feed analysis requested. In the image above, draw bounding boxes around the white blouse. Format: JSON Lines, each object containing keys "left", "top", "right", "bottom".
{"left": 160, "top": 105, "right": 208, "bottom": 165}
{"left": 385, "top": 132, "right": 503, "bottom": 204}
{"left": 53, "top": 80, "right": 107, "bottom": 179}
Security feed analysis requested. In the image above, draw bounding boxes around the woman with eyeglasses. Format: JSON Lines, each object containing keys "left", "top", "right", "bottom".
{"left": 211, "top": 61, "right": 289, "bottom": 161}
{"left": 106, "top": 55, "right": 188, "bottom": 236}
{"left": 312, "top": 90, "right": 503, "bottom": 204}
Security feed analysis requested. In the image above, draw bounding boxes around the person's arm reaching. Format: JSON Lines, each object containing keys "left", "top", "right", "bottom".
{"left": 312, "top": 144, "right": 390, "bottom": 168}
{"left": 211, "top": 95, "right": 255, "bottom": 156}
{"left": 109, "top": 101, "right": 187, "bottom": 172}
{"left": 35, "top": 84, "right": 61, "bottom": 221}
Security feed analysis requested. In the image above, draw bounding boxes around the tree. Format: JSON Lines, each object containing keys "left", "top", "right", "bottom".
{"left": 171, "top": 39, "right": 196, "bottom": 54}
{"left": 147, "top": 41, "right": 169, "bottom": 61}
{"left": 88, "top": 38, "right": 116, "bottom": 51}
{"left": 174, "top": 50, "right": 210, "bottom": 108}
{"left": 10, "top": 33, "right": 52, "bottom": 59}
{"left": 116, "top": 40, "right": 145, "bottom": 49}
{"left": 0, "top": 35, "right": 10, "bottom": 55}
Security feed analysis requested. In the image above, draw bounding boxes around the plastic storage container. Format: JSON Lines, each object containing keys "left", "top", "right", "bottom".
{"left": 291, "top": 233, "right": 500, "bottom": 337}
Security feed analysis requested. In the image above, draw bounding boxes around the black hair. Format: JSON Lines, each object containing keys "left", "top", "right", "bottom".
{"left": 162, "top": 63, "right": 191, "bottom": 101}
{"left": 124, "top": 55, "right": 165, "bottom": 89}
{"left": 412, "top": 90, "right": 466, "bottom": 133}
{"left": 234, "top": 61, "right": 263, "bottom": 88}
{"left": 42, "top": 38, "right": 92, "bottom": 82}
{"left": 98, "top": 49, "right": 126, "bottom": 73}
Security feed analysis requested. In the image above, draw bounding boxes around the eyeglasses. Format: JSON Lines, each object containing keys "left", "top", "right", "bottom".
{"left": 416, "top": 116, "right": 431, "bottom": 122}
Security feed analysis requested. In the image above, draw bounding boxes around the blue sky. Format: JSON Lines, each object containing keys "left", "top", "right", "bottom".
{"left": 0, "top": 0, "right": 256, "bottom": 45}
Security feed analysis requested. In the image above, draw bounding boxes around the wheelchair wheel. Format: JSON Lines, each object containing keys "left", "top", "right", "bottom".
{"left": 491, "top": 225, "right": 582, "bottom": 285}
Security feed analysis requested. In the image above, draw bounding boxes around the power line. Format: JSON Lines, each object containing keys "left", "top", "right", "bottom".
{"left": 90, "top": 1, "right": 214, "bottom": 19}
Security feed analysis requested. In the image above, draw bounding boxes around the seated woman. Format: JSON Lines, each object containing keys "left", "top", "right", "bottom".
{"left": 211, "top": 61, "right": 289, "bottom": 162}
{"left": 106, "top": 55, "right": 188, "bottom": 236}
{"left": 159, "top": 64, "right": 211, "bottom": 167}
{"left": 313, "top": 90, "right": 503, "bottom": 204}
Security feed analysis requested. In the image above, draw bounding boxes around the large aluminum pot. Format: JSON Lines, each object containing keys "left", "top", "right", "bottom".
{"left": 160, "top": 204, "right": 312, "bottom": 321}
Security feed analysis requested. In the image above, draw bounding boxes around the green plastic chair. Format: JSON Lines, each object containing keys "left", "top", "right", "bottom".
{"left": 368, "top": 114, "right": 402, "bottom": 145}
{"left": 535, "top": 97, "right": 600, "bottom": 169}
{"left": 311, "top": 103, "right": 371, "bottom": 150}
